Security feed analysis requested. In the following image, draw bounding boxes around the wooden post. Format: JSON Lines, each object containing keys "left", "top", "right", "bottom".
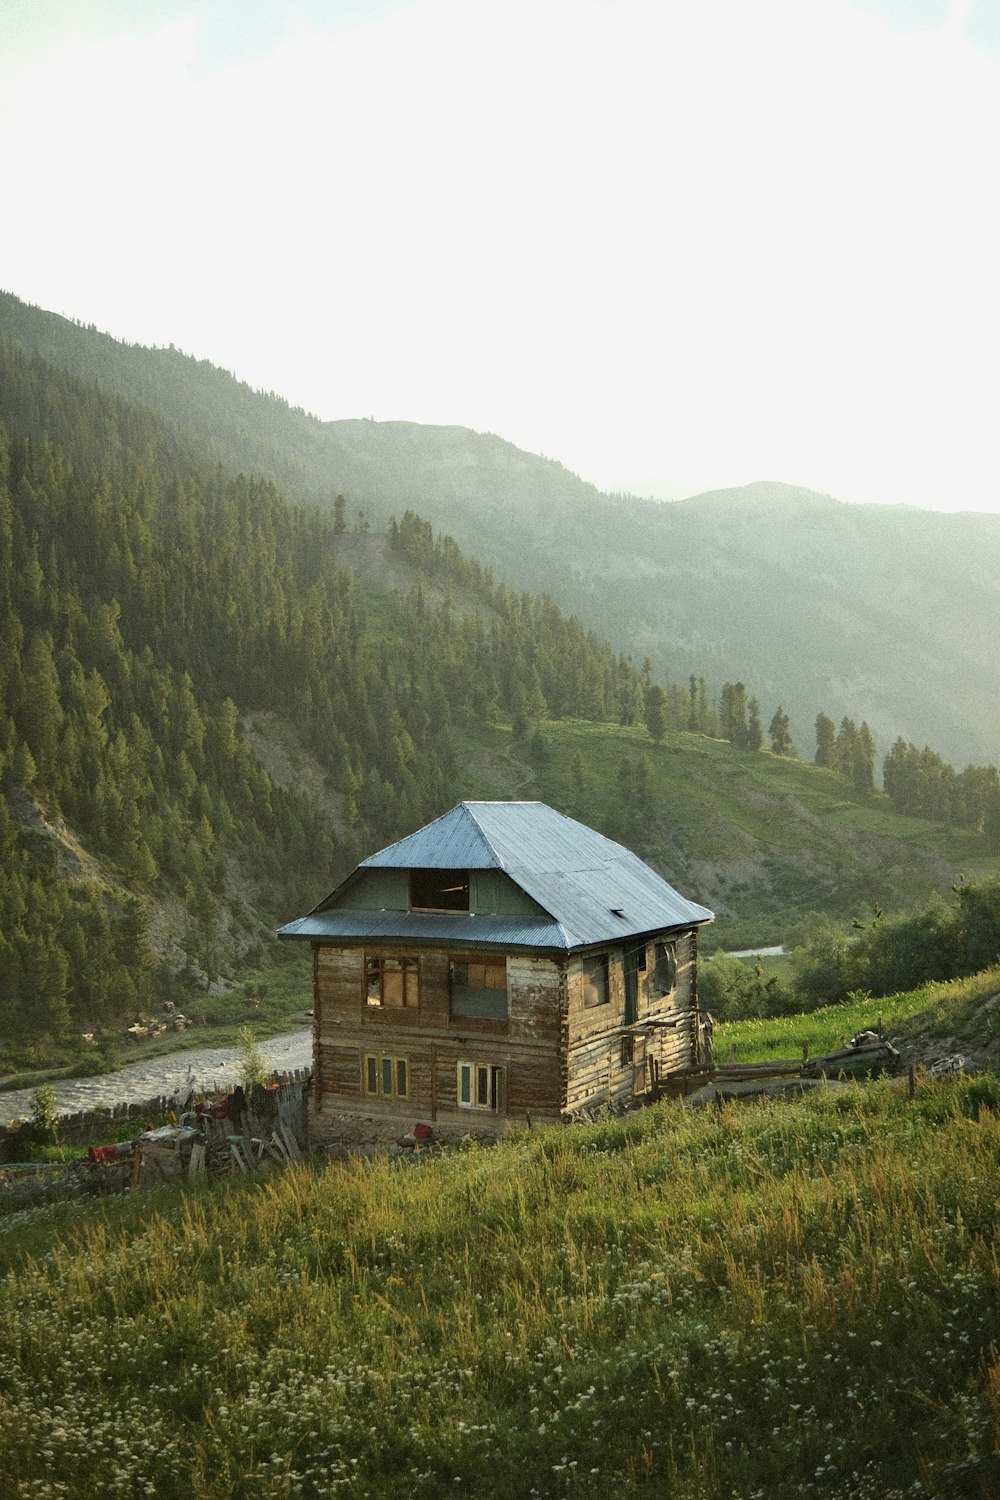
{"left": 802, "top": 1042, "right": 809, "bottom": 1064}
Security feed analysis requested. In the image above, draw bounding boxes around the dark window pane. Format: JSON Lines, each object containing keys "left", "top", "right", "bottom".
{"left": 410, "top": 869, "right": 470, "bottom": 912}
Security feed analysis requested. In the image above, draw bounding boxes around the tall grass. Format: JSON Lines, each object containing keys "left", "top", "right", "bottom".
{"left": 715, "top": 966, "right": 1000, "bottom": 1063}
{"left": 2, "top": 1075, "right": 999, "bottom": 1497}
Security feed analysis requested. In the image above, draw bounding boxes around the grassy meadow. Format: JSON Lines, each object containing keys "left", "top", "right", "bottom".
{"left": 715, "top": 966, "right": 1000, "bottom": 1065}
{"left": 3, "top": 1070, "right": 999, "bottom": 1498}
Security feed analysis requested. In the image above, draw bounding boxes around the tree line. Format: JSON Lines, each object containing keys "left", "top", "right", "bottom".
{"left": 701, "top": 875, "right": 1000, "bottom": 1021}
{"left": 0, "top": 340, "right": 663, "bottom": 1051}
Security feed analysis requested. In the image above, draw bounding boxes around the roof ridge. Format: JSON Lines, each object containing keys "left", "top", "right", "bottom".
{"left": 460, "top": 801, "right": 511, "bottom": 871}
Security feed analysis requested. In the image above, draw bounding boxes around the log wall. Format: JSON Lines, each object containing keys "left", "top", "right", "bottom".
{"left": 309, "top": 928, "right": 702, "bottom": 1148}
{"left": 563, "top": 930, "right": 699, "bottom": 1115}
{"left": 310, "top": 943, "right": 564, "bottom": 1148}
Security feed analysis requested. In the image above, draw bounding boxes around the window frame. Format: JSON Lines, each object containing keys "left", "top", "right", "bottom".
{"left": 581, "top": 953, "right": 610, "bottom": 1009}
{"left": 456, "top": 1060, "right": 506, "bottom": 1113}
{"left": 652, "top": 940, "right": 678, "bottom": 997}
{"left": 365, "top": 954, "right": 420, "bottom": 1008}
{"left": 363, "top": 1053, "right": 410, "bottom": 1100}
{"left": 408, "top": 868, "right": 470, "bottom": 913}
{"left": 448, "top": 953, "right": 509, "bottom": 1022}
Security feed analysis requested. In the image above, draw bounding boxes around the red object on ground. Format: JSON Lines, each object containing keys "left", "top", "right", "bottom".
{"left": 88, "top": 1143, "right": 122, "bottom": 1162}
{"left": 413, "top": 1122, "right": 433, "bottom": 1141}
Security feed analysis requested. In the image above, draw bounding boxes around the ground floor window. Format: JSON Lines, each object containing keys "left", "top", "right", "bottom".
{"left": 364, "top": 1053, "right": 409, "bottom": 1099}
{"left": 457, "top": 1060, "right": 506, "bottom": 1112}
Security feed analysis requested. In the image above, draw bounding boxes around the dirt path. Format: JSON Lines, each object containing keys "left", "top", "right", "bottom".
{"left": 0, "top": 1028, "right": 313, "bottom": 1126}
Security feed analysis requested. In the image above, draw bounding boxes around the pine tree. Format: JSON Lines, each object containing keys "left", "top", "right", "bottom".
{"left": 644, "top": 684, "right": 667, "bottom": 744}
{"left": 815, "top": 712, "right": 836, "bottom": 768}
{"left": 746, "top": 697, "right": 763, "bottom": 752}
{"left": 768, "top": 706, "right": 794, "bottom": 756}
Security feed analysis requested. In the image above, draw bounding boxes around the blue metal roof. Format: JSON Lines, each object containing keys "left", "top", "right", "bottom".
{"left": 278, "top": 910, "right": 570, "bottom": 950}
{"left": 279, "top": 802, "right": 713, "bottom": 952}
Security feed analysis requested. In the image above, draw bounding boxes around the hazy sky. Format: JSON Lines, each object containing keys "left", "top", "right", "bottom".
{"left": 3, "top": 0, "right": 999, "bottom": 511}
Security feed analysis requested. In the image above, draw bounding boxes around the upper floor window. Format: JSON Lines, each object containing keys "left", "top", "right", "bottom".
{"left": 409, "top": 869, "right": 470, "bottom": 913}
{"left": 449, "top": 955, "right": 508, "bottom": 1021}
{"left": 366, "top": 955, "right": 420, "bottom": 1008}
{"left": 581, "top": 954, "right": 609, "bottom": 1008}
{"left": 652, "top": 941, "right": 677, "bottom": 996}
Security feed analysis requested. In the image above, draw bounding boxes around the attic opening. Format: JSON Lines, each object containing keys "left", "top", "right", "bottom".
{"left": 409, "top": 869, "right": 470, "bottom": 913}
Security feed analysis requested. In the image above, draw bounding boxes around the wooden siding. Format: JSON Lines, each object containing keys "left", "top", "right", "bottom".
{"left": 335, "top": 869, "right": 409, "bottom": 910}
{"left": 313, "top": 943, "right": 562, "bottom": 1123}
{"left": 563, "top": 930, "right": 699, "bottom": 1114}
{"left": 468, "top": 871, "right": 548, "bottom": 917}
{"left": 311, "top": 927, "right": 701, "bottom": 1135}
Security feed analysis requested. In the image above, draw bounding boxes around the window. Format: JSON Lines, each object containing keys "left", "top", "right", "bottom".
{"left": 409, "top": 869, "right": 470, "bottom": 912}
{"left": 457, "top": 1061, "right": 506, "bottom": 1113}
{"left": 364, "top": 1054, "right": 409, "bottom": 1099}
{"left": 366, "top": 955, "right": 419, "bottom": 1007}
{"left": 652, "top": 941, "right": 677, "bottom": 996}
{"left": 581, "top": 954, "right": 609, "bottom": 1008}
{"left": 449, "top": 954, "right": 508, "bottom": 1020}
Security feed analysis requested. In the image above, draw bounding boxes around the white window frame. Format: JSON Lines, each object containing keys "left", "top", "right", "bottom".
{"left": 457, "top": 1060, "right": 506, "bottom": 1113}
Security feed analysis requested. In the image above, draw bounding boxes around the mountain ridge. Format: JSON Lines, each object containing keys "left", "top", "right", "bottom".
{"left": 2, "top": 289, "right": 998, "bottom": 767}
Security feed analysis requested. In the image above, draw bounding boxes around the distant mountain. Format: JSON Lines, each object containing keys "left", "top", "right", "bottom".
{"left": 2, "top": 290, "right": 998, "bottom": 768}
{"left": 4, "top": 292, "right": 1000, "bottom": 1074}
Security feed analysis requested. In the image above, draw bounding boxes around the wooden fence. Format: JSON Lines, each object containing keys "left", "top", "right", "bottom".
{"left": 0, "top": 1068, "right": 311, "bottom": 1160}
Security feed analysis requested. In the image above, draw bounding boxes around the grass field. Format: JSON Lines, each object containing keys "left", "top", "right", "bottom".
{"left": 714, "top": 966, "right": 1000, "bottom": 1064}
{"left": 2, "top": 1064, "right": 999, "bottom": 1497}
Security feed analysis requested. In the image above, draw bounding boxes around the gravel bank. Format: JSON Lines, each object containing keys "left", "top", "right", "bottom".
{"left": 0, "top": 1028, "right": 313, "bottom": 1126}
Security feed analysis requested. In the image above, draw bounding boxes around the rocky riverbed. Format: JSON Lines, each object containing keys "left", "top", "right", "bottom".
{"left": 0, "top": 1027, "right": 313, "bottom": 1126}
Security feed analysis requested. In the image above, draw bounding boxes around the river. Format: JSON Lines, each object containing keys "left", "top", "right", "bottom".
{"left": 0, "top": 1027, "right": 313, "bottom": 1127}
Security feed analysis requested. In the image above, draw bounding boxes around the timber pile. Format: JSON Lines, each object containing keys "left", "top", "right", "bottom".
{"left": 707, "top": 1030, "right": 899, "bottom": 1087}
{"left": 801, "top": 1033, "right": 899, "bottom": 1079}
{"left": 1, "top": 1078, "right": 310, "bottom": 1207}
{"left": 131, "top": 1115, "right": 304, "bottom": 1184}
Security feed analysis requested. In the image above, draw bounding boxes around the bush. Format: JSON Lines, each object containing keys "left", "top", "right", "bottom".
{"left": 699, "top": 953, "right": 794, "bottom": 1020}
{"left": 236, "top": 1027, "right": 269, "bottom": 1090}
{"left": 29, "top": 1085, "right": 58, "bottom": 1145}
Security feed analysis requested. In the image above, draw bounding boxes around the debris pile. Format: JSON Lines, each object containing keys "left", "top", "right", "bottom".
{"left": 1, "top": 1078, "right": 309, "bottom": 1206}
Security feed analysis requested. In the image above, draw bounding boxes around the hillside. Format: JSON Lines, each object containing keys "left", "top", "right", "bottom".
{"left": 2, "top": 1069, "right": 998, "bottom": 1497}
{"left": 3, "top": 291, "right": 999, "bottom": 766}
{"left": 3, "top": 302, "right": 1000, "bottom": 1075}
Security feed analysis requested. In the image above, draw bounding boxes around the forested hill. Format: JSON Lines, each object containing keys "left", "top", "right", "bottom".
{"left": 3, "top": 290, "right": 998, "bottom": 768}
{"left": 0, "top": 332, "right": 650, "bottom": 1051}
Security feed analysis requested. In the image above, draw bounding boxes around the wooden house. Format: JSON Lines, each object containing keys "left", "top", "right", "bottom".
{"left": 278, "top": 801, "right": 713, "bottom": 1150}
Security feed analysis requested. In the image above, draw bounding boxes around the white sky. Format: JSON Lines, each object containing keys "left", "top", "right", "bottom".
{"left": 2, "top": 0, "right": 999, "bottom": 511}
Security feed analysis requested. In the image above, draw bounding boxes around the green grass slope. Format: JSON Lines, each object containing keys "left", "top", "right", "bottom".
{"left": 452, "top": 718, "right": 1000, "bottom": 949}
{"left": 2, "top": 1072, "right": 998, "bottom": 1498}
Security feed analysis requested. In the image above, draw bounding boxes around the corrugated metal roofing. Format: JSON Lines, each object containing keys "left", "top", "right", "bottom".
{"left": 279, "top": 801, "right": 713, "bottom": 952}
{"left": 278, "top": 910, "right": 570, "bottom": 950}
